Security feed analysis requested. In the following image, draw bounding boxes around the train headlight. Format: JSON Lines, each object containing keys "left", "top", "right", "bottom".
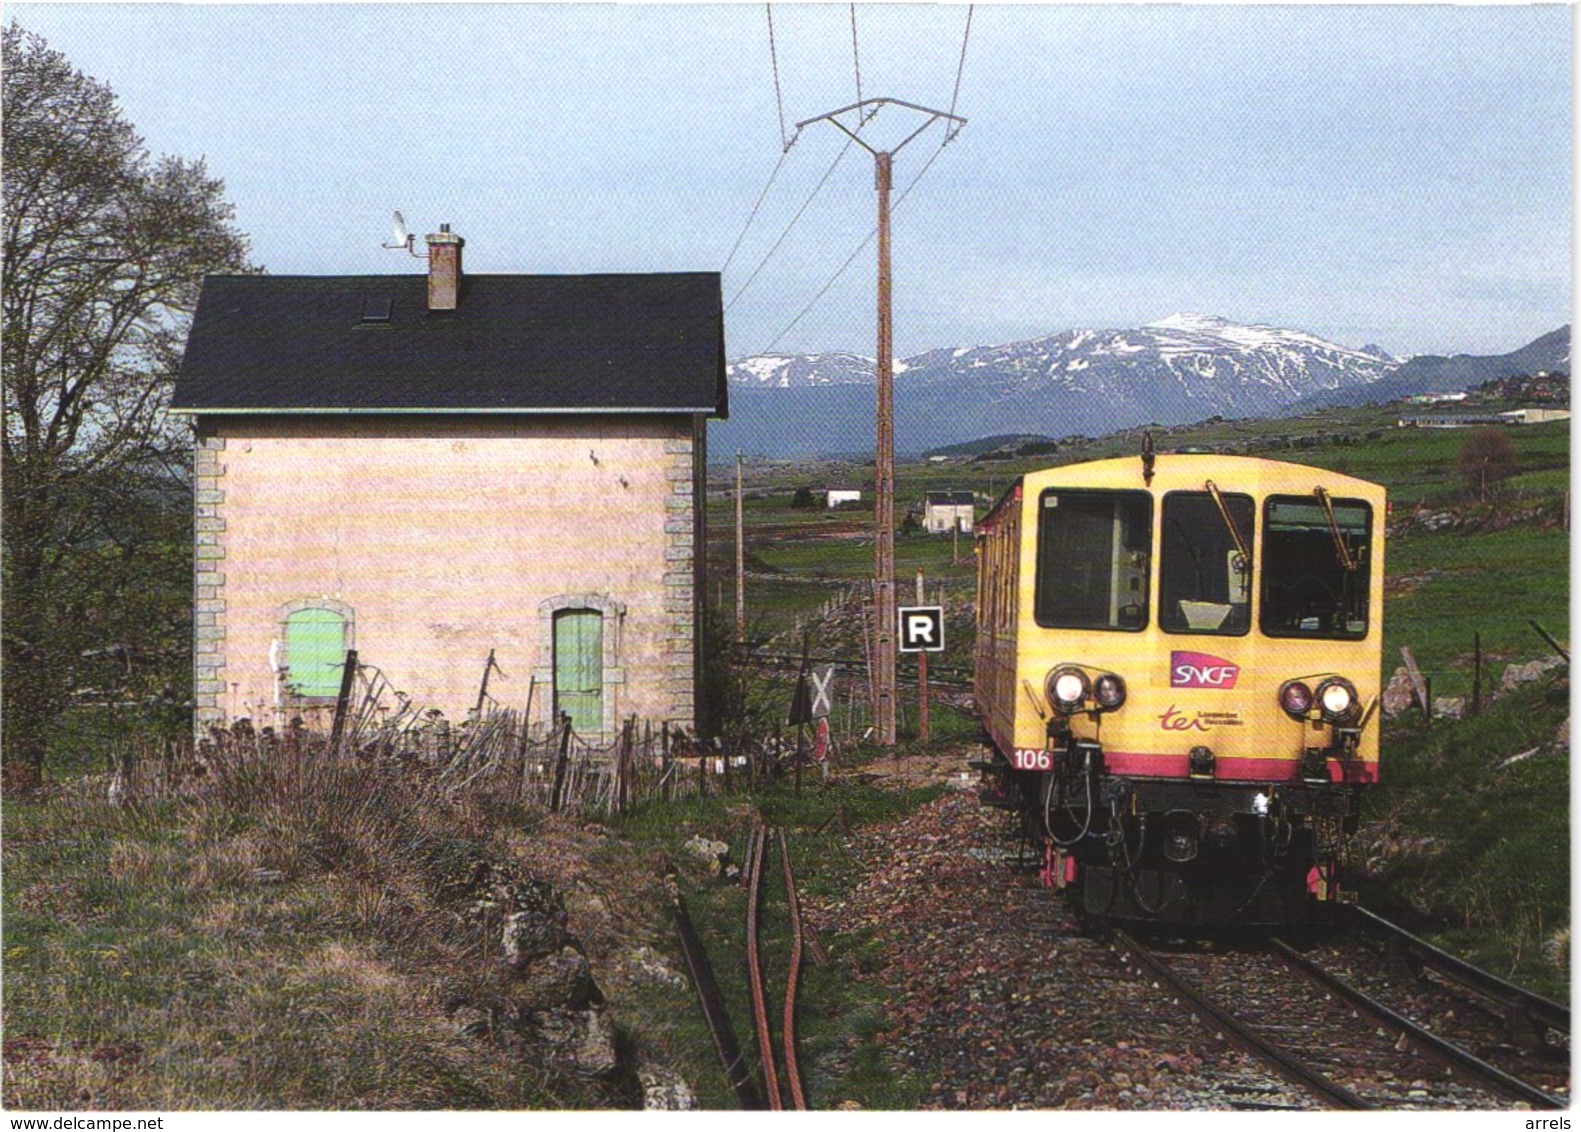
{"left": 1046, "top": 666, "right": 1090, "bottom": 714}
{"left": 1093, "top": 672, "right": 1127, "bottom": 711}
{"left": 1278, "top": 680, "right": 1314, "bottom": 719}
{"left": 1315, "top": 677, "right": 1360, "bottom": 724}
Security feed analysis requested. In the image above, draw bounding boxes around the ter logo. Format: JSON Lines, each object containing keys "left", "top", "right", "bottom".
{"left": 1170, "top": 650, "right": 1240, "bottom": 689}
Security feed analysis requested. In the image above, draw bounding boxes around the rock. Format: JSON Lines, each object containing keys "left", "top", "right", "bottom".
{"left": 501, "top": 882, "right": 569, "bottom": 969}
{"left": 450, "top": 1004, "right": 492, "bottom": 1040}
{"left": 1500, "top": 656, "right": 1567, "bottom": 694}
{"left": 682, "top": 835, "right": 730, "bottom": 867}
{"left": 1544, "top": 927, "right": 1569, "bottom": 972}
{"left": 1431, "top": 696, "right": 1465, "bottom": 720}
{"left": 629, "top": 944, "right": 687, "bottom": 988}
{"left": 639, "top": 1066, "right": 698, "bottom": 1110}
{"left": 1380, "top": 668, "right": 1416, "bottom": 716}
{"left": 529, "top": 1007, "right": 619, "bottom": 1078}
{"left": 515, "top": 944, "right": 598, "bottom": 1011}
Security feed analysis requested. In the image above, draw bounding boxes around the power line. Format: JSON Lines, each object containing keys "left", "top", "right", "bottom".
{"left": 761, "top": 133, "right": 953, "bottom": 353}
{"left": 850, "top": 4, "right": 863, "bottom": 107}
{"left": 720, "top": 145, "right": 793, "bottom": 275}
{"left": 767, "top": 4, "right": 788, "bottom": 150}
{"left": 947, "top": 5, "right": 974, "bottom": 128}
{"left": 725, "top": 126, "right": 867, "bottom": 313}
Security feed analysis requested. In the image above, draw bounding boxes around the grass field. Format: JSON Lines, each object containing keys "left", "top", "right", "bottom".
{"left": 4, "top": 402, "right": 1568, "bottom": 1108}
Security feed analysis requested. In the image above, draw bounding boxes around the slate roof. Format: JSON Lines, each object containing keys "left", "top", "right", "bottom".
{"left": 925, "top": 491, "right": 976, "bottom": 507}
{"left": 171, "top": 272, "right": 726, "bottom": 415}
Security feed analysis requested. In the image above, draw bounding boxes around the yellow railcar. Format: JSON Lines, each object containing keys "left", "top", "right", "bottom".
{"left": 974, "top": 450, "right": 1385, "bottom": 923}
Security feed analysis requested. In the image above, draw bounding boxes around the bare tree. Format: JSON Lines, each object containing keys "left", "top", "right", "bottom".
{"left": 3, "top": 23, "right": 253, "bottom": 790}
{"left": 1458, "top": 426, "right": 1518, "bottom": 501}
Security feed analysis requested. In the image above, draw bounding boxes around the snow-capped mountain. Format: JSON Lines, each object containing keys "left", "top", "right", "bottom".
{"left": 727, "top": 311, "right": 1397, "bottom": 395}
{"left": 715, "top": 317, "right": 1568, "bottom": 457}
{"left": 894, "top": 314, "right": 1397, "bottom": 408}
{"left": 717, "top": 314, "right": 1402, "bottom": 456}
{"left": 726, "top": 352, "right": 877, "bottom": 388}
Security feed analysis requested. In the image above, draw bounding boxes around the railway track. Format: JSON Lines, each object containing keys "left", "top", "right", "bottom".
{"left": 672, "top": 823, "right": 814, "bottom": 1109}
{"left": 1109, "top": 924, "right": 1568, "bottom": 1110}
{"left": 742, "top": 821, "right": 809, "bottom": 1110}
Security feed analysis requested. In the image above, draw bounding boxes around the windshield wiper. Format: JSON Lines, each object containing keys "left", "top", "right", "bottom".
{"left": 1204, "top": 480, "right": 1252, "bottom": 575}
{"left": 1314, "top": 486, "right": 1358, "bottom": 572}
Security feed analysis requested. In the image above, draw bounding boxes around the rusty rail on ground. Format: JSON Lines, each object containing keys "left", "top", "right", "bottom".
{"left": 744, "top": 823, "right": 783, "bottom": 1109}
{"left": 671, "top": 884, "right": 762, "bottom": 1109}
{"left": 778, "top": 827, "right": 808, "bottom": 1110}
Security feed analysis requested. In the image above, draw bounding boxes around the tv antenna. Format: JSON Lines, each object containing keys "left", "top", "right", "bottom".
{"left": 382, "top": 210, "right": 426, "bottom": 258}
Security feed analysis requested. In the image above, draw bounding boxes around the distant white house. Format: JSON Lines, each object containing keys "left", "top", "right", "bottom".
{"left": 826, "top": 488, "right": 862, "bottom": 508}
{"left": 923, "top": 491, "right": 976, "bottom": 533}
{"left": 1498, "top": 408, "right": 1571, "bottom": 425}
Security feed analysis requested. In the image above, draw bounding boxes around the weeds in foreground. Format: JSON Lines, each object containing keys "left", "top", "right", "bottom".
{"left": 2, "top": 727, "right": 596, "bottom": 1110}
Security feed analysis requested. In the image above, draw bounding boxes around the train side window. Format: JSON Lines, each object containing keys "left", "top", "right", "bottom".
{"left": 1159, "top": 491, "right": 1254, "bottom": 636}
{"left": 1034, "top": 489, "right": 1152, "bottom": 631}
{"left": 1261, "top": 495, "right": 1372, "bottom": 639}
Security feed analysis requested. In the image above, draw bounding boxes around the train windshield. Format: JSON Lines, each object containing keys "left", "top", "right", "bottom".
{"left": 1260, "top": 495, "right": 1372, "bottom": 639}
{"left": 1159, "top": 491, "right": 1254, "bottom": 635}
{"left": 1034, "top": 489, "right": 1152, "bottom": 630}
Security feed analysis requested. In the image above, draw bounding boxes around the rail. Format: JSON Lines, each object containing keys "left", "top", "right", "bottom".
{"left": 1347, "top": 905, "right": 1570, "bottom": 1037}
{"left": 1111, "top": 929, "right": 1372, "bottom": 1110}
{"left": 671, "top": 886, "right": 762, "bottom": 1108}
{"left": 1269, "top": 937, "right": 1565, "bottom": 1110}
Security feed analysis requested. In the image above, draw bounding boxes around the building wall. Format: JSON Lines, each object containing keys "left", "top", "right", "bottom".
{"left": 193, "top": 413, "right": 703, "bottom": 739}
{"left": 924, "top": 504, "right": 975, "bottom": 533}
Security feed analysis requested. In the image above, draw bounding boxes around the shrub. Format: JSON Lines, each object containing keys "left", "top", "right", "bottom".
{"left": 1458, "top": 427, "right": 1518, "bottom": 499}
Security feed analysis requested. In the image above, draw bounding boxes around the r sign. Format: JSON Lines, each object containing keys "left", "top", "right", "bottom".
{"left": 898, "top": 606, "right": 945, "bottom": 652}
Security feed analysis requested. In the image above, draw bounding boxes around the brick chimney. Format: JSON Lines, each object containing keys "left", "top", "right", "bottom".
{"left": 425, "top": 224, "right": 463, "bottom": 311}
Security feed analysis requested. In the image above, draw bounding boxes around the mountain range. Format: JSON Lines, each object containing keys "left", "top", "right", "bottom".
{"left": 712, "top": 315, "right": 1569, "bottom": 458}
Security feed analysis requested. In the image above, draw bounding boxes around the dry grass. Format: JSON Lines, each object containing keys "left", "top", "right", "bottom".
{"left": 2, "top": 726, "right": 611, "bottom": 1110}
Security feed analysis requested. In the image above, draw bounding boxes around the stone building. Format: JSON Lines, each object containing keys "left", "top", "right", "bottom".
{"left": 170, "top": 227, "right": 726, "bottom": 740}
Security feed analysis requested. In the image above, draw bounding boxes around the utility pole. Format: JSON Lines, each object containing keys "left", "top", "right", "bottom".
{"left": 795, "top": 98, "right": 965, "bottom": 746}
{"left": 916, "top": 566, "right": 930, "bottom": 743}
{"left": 735, "top": 450, "right": 746, "bottom": 643}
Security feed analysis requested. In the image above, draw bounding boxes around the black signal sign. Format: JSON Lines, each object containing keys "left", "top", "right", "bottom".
{"left": 898, "top": 606, "right": 945, "bottom": 653}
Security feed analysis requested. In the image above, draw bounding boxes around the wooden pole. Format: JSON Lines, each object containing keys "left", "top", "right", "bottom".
{"left": 515, "top": 676, "right": 537, "bottom": 804}
{"left": 916, "top": 566, "right": 930, "bottom": 743}
{"left": 873, "top": 149, "right": 897, "bottom": 747}
{"left": 736, "top": 450, "right": 746, "bottom": 644}
{"left": 1529, "top": 618, "right": 1570, "bottom": 661}
{"left": 550, "top": 712, "right": 572, "bottom": 812}
{"left": 329, "top": 649, "right": 359, "bottom": 752}
{"left": 1471, "top": 632, "right": 1482, "bottom": 718}
{"left": 1400, "top": 646, "right": 1430, "bottom": 725}
{"left": 474, "top": 647, "right": 497, "bottom": 715}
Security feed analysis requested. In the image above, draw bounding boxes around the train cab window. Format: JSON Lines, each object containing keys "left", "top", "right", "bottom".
{"left": 1159, "top": 491, "right": 1254, "bottom": 636}
{"left": 1261, "top": 494, "right": 1372, "bottom": 639}
{"left": 1034, "top": 490, "right": 1152, "bottom": 631}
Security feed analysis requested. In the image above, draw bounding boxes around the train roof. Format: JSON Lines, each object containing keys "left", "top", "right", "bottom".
{"left": 976, "top": 453, "right": 1385, "bottom": 536}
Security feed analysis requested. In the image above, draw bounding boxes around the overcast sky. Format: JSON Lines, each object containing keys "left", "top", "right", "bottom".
{"left": 10, "top": 3, "right": 1573, "bottom": 360}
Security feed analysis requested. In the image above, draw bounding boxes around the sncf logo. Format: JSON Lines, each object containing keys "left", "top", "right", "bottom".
{"left": 1171, "top": 651, "right": 1240, "bottom": 689}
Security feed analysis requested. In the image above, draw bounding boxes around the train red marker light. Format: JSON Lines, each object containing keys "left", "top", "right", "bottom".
{"left": 1279, "top": 680, "right": 1314, "bottom": 719}
{"left": 1093, "top": 672, "right": 1127, "bottom": 710}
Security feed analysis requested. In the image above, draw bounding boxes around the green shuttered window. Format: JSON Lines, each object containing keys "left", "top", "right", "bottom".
{"left": 285, "top": 607, "right": 347, "bottom": 697}
{"left": 553, "top": 608, "right": 603, "bottom": 733}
